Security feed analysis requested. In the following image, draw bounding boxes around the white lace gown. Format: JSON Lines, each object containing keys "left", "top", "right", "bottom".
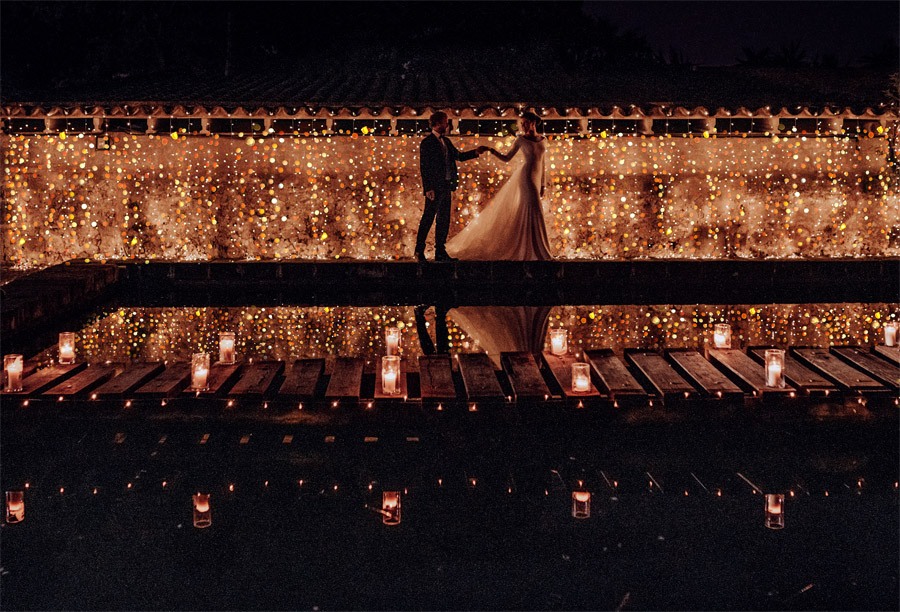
{"left": 445, "top": 136, "right": 553, "bottom": 261}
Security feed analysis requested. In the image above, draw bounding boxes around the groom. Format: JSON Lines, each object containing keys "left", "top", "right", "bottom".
{"left": 415, "top": 111, "right": 487, "bottom": 262}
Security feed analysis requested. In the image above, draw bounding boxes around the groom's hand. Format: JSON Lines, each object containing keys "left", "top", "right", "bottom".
{"left": 426, "top": 190, "right": 435, "bottom": 201}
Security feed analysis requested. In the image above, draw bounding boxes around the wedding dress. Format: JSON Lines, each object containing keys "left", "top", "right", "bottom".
{"left": 449, "top": 306, "right": 552, "bottom": 369}
{"left": 445, "top": 136, "right": 553, "bottom": 261}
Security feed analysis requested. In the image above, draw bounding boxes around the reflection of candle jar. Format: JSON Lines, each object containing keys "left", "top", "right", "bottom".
{"left": 571, "top": 363, "right": 591, "bottom": 393}
{"left": 572, "top": 490, "right": 591, "bottom": 519}
{"left": 382, "top": 491, "right": 401, "bottom": 525}
{"left": 385, "top": 327, "right": 401, "bottom": 356}
{"left": 4, "top": 355, "right": 23, "bottom": 393}
{"left": 58, "top": 332, "right": 76, "bottom": 364}
{"left": 191, "top": 353, "right": 210, "bottom": 391}
{"left": 382, "top": 356, "right": 400, "bottom": 395}
{"left": 765, "top": 349, "right": 785, "bottom": 388}
{"left": 885, "top": 322, "right": 898, "bottom": 347}
{"left": 712, "top": 324, "right": 731, "bottom": 349}
{"left": 765, "top": 493, "right": 784, "bottom": 530}
{"left": 192, "top": 493, "right": 211, "bottom": 528}
{"left": 219, "top": 332, "right": 236, "bottom": 364}
{"left": 550, "top": 329, "right": 568, "bottom": 355}
{"left": 5, "top": 490, "right": 24, "bottom": 524}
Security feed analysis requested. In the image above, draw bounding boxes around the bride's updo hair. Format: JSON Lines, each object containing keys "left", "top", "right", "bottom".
{"left": 521, "top": 111, "right": 542, "bottom": 126}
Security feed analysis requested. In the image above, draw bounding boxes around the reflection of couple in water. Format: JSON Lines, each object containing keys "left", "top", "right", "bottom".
{"left": 415, "top": 303, "right": 552, "bottom": 368}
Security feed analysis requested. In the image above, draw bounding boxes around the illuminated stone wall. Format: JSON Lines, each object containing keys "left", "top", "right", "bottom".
{"left": 2, "top": 131, "right": 897, "bottom": 267}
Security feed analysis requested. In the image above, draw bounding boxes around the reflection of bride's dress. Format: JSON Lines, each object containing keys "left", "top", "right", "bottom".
{"left": 449, "top": 306, "right": 552, "bottom": 368}
{"left": 446, "top": 136, "right": 553, "bottom": 261}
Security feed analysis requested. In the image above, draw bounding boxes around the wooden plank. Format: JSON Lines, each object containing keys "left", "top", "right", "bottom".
{"left": 133, "top": 363, "right": 192, "bottom": 398}
{"left": 667, "top": 350, "right": 744, "bottom": 400}
{"left": 278, "top": 359, "right": 325, "bottom": 399}
{"left": 792, "top": 348, "right": 887, "bottom": 392}
{"left": 501, "top": 352, "right": 550, "bottom": 401}
{"left": 92, "top": 363, "right": 165, "bottom": 399}
{"left": 228, "top": 361, "right": 285, "bottom": 397}
{"left": 874, "top": 345, "right": 900, "bottom": 366}
{"left": 183, "top": 362, "right": 242, "bottom": 397}
{"left": 585, "top": 349, "right": 648, "bottom": 402}
{"left": 707, "top": 349, "right": 795, "bottom": 396}
{"left": 324, "top": 357, "right": 364, "bottom": 400}
{"left": 374, "top": 357, "right": 408, "bottom": 399}
{"left": 457, "top": 353, "right": 505, "bottom": 401}
{"left": 747, "top": 349, "right": 837, "bottom": 395}
{"left": 541, "top": 352, "right": 601, "bottom": 398}
{"left": 831, "top": 346, "right": 900, "bottom": 390}
{"left": 625, "top": 351, "right": 696, "bottom": 401}
{"left": 0, "top": 363, "right": 86, "bottom": 396}
{"left": 418, "top": 355, "right": 456, "bottom": 400}
{"left": 42, "top": 364, "right": 120, "bottom": 398}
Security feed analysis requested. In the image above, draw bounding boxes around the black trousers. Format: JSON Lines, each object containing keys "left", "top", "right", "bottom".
{"left": 415, "top": 188, "right": 452, "bottom": 255}
{"left": 415, "top": 304, "right": 451, "bottom": 354}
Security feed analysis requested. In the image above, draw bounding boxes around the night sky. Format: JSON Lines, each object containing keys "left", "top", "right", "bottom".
{"left": 1, "top": 1, "right": 898, "bottom": 93}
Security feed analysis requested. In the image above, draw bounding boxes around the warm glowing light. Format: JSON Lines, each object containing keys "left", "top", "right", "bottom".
{"left": 385, "top": 327, "right": 401, "bottom": 356}
{"left": 381, "top": 356, "right": 400, "bottom": 395}
{"left": 571, "top": 362, "right": 591, "bottom": 393}
{"left": 5, "top": 490, "right": 24, "bottom": 524}
{"left": 765, "top": 493, "right": 785, "bottom": 529}
{"left": 382, "top": 491, "right": 401, "bottom": 525}
{"left": 219, "top": 332, "right": 236, "bottom": 364}
{"left": 58, "top": 332, "right": 76, "bottom": 364}
{"left": 550, "top": 329, "right": 568, "bottom": 355}
{"left": 765, "top": 349, "right": 785, "bottom": 388}
{"left": 191, "top": 353, "right": 210, "bottom": 391}
{"left": 193, "top": 493, "right": 212, "bottom": 528}
{"left": 4, "top": 355, "right": 23, "bottom": 392}
{"left": 885, "top": 322, "right": 898, "bottom": 347}
{"left": 572, "top": 490, "right": 591, "bottom": 519}
{"left": 712, "top": 324, "right": 731, "bottom": 349}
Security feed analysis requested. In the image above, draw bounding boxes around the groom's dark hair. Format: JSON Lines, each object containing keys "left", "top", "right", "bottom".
{"left": 522, "top": 111, "right": 542, "bottom": 126}
{"left": 429, "top": 111, "right": 449, "bottom": 127}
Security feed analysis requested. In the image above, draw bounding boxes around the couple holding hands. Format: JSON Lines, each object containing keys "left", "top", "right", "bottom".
{"left": 415, "top": 110, "right": 553, "bottom": 262}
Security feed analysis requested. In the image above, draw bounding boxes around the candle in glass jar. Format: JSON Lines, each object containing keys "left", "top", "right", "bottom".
{"left": 572, "top": 490, "right": 591, "bottom": 519}
{"left": 4, "top": 355, "right": 23, "bottom": 393}
{"left": 765, "top": 493, "right": 785, "bottom": 529}
{"left": 5, "top": 490, "right": 24, "bottom": 524}
{"left": 885, "top": 322, "right": 898, "bottom": 347}
{"left": 219, "top": 332, "right": 236, "bottom": 364}
{"left": 571, "top": 363, "right": 590, "bottom": 393}
{"left": 765, "top": 349, "right": 785, "bottom": 388}
{"left": 58, "top": 332, "right": 75, "bottom": 364}
{"left": 550, "top": 329, "right": 568, "bottom": 355}
{"left": 382, "top": 356, "right": 400, "bottom": 395}
{"left": 382, "top": 491, "right": 401, "bottom": 525}
{"left": 191, "top": 353, "right": 210, "bottom": 391}
{"left": 192, "top": 493, "right": 211, "bottom": 528}
{"left": 385, "top": 327, "right": 401, "bottom": 356}
{"left": 712, "top": 324, "right": 731, "bottom": 349}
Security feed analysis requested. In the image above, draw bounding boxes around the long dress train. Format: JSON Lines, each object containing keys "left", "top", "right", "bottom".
{"left": 445, "top": 136, "right": 553, "bottom": 261}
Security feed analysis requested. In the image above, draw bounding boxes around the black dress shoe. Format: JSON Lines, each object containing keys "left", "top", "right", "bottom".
{"left": 435, "top": 253, "right": 458, "bottom": 262}
{"left": 415, "top": 252, "right": 427, "bottom": 263}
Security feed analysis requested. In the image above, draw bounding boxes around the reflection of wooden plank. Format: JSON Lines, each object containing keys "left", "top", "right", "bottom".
{"left": 747, "top": 349, "right": 837, "bottom": 395}
{"left": 501, "top": 352, "right": 550, "bottom": 401}
{"left": 626, "top": 351, "right": 696, "bottom": 401}
{"left": 0, "top": 363, "right": 86, "bottom": 396}
{"left": 668, "top": 350, "right": 743, "bottom": 400}
{"left": 874, "top": 345, "right": 900, "bottom": 366}
{"left": 793, "top": 348, "right": 886, "bottom": 392}
{"left": 457, "top": 353, "right": 504, "bottom": 401}
{"left": 184, "top": 362, "right": 242, "bottom": 397}
{"left": 43, "top": 364, "right": 120, "bottom": 398}
{"left": 93, "top": 363, "right": 165, "bottom": 398}
{"left": 831, "top": 347, "right": 900, "bottom": 390}
{"left": 585, "top": 349, "right": 647, "bottom": 401}
{"left": 707, "top": 349, "right": 795, "bottom": 396}
{"left": 541, "top": 352, "right": 601, "bottom": 398}
{"left": 228, "top": 361, "right": 285, "bottom": 397}
{"left": 134, "top": 363, "right": 191, "bottom": 398}
{"left": 418, "top": 356, "right": 456, "bottom": 400}
{"left": 325, "top": 357, "right": 364, "bottom": 400}
{"left": 278, "top": 359, "right": 324, "bottom": 399}
{"left": 374, "top": 357, "right": 408, "bottom": 399}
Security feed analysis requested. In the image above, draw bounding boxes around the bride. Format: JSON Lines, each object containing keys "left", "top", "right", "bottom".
{"left": 445, "top": 111, "right": 553, "bottom": 261}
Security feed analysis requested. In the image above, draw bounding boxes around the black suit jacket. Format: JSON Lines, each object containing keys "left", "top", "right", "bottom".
{"left": 420, "top": 133, "right": 478, "bottom": 194}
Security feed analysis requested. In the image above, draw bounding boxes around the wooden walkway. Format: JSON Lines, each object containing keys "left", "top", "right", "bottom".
{"left": 3, "top": 345, "right": 898, "bottom": 417}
